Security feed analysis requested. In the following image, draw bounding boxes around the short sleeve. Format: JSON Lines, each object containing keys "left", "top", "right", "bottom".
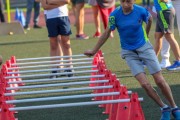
{"left": 108, "top": 12, "right": 116, "bottom": 31}
{"left": 142, "top": 8, "right": 151, "bottom": 23}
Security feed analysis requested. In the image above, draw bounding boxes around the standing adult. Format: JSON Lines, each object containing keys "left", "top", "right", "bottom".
{"left": 96, "top": 0, "right": 115, "bottom": 37}
{"left": 71, "top": 0, "right": 89, "bottom": 40}
{"left": 24, "top": 0, "right": 42, "bottom": 30}
{"left": 84, "top": 0, "right": 180, "bottom": 119}
{"left": 41, "top": 0, "right": 73, "bottom": 78}
{"left": 142, "top": 0, "right": 150, "bottom": 8}
{"left": 159, "top": 0, "right": 180, "bottom": 69}
{"left": 88, "top": 0, "right": 101, "bottom": 38}
{"left": 0, "top": 0, "right": 5, "bottom": 22}
{"left": 153, "top": 0, "right": 180, "bottom": 71}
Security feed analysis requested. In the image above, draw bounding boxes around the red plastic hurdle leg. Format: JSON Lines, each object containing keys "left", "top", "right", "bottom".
{"left": 0, "top": 103, "right": 16, "bottom": 120}
{"left": 129, "top": 93, "right": 145, "bottom": 120}
{"left": 103, "top": 74, "right": 117, "bottom": 114}
{"left": 115, "top": 86, "right": 131, "bottom": 120}
{"left": 98, "top": 70, "right": 112, "bottom": 107}
{"left": 108, "top": 85, "right": 130, "bottom": 120}
{"left": 107, "top": 80, "right": 121, "bottom": 120}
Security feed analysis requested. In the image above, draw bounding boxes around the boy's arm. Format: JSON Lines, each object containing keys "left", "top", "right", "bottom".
{"left": 146, "top": 15, "right": 152, "bottom": 37}
{"left": 84, "top": 28, "right": 111, "bottom": 57}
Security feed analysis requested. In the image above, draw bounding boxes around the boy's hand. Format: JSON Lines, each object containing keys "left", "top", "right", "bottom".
{"left": 0, "top": 55, "right": 3, "bottom": 65}
{"left": 84, "top": 50, "right": 96, "bottom": 57}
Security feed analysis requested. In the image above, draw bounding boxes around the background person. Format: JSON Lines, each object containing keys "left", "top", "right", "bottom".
{"left": 160, "top": 0, "right": 180, "bottom": 69}
{"left": 24, "top": 0, "right": 42, "bottom": 30}
{"left": 96, "top": 0, "right": 115, "bottom": 38}
{"left": 71, "top": 0, "right": 89, "bottom": 40}
{"left": 142, "top": 0, "right": 150, "bottom": 9}
{"left": 41, "top": 0, "right": 73, "bottom": 78}
{"left": 0, "top": 0, "right": 5, "bottom": 22}
{"left": 153, "top": 0, "right": 180, "bottom": 71}
{"left": 160, "top": 38, "right": 171, "bottom": 68}
{"left": 84, "top": 0, "right": 180, "bottom": 119}
{"left": 88, "top": 0, "right": 101, "bottom": 38}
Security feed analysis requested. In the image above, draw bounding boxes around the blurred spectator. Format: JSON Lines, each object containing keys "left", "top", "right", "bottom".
{"left": 160, "top": 0, "right": 180, "bottom": 69}
{"left": 88, "top": 0, "right": 101, "bottom": 38}
{"left": 24, "top": 0, "right": 42, "bottom": 30}
{"left": 70, "top": 1, "right": 77, "bottom": 26}
{"left": 0, "top": 0, "right": 5, "bottom": 22}
{"left": 96, "top": 0, "right": 115, "bottom": 38}
{"left": 153, "top": 0, "right": 180, "bottom": 71}
{"left": 41, "top": 0, "right": 74, "bottom": 78}
{"left": 71, "top": 0, "right": 89, "bottom": 40}
{"left": 142, "top": 0, "right": 150, "bottom": 9}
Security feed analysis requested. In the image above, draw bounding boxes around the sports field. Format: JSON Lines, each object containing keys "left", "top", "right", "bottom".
{"left": 0, "top": 15, "right": 180, "bottom": 120}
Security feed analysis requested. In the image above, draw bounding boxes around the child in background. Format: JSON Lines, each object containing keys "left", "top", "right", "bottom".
{"left": 88, "top": 0, "right": 101, "bottom": 38}
{"left": 96, "top": 0, "right": 115, "bottom": 37}
{"left": 41, "top": 0, "right": 74, "bottom": 78}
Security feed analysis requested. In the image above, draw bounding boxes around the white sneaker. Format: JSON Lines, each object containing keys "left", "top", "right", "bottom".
{"left": 160, "top": 59, "right": 171, "bottom": 69}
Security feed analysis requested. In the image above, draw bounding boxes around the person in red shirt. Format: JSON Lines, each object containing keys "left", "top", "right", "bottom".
{"left": 88, "top": 0, "right": 101, "bottom": 38}
{"left": 96, "top": 0, "right": 115, "bottom": 37}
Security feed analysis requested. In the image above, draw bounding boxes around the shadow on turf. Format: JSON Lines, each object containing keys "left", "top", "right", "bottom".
{"left": 0, "top": 40, "right": 47, "bottom": 46}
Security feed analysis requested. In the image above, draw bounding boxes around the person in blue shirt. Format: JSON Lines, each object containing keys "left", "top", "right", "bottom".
{"left": 153, "top": 0, "right": 180, "bottom": 71}
{"left": 84, "top": 0, "right": 180, "bottom": 119}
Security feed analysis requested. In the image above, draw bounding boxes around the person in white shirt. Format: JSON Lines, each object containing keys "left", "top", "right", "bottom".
{"left": 41, "top": 0, "right": 74, "bottom": 78}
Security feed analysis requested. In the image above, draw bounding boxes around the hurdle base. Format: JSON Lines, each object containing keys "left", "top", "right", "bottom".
{"left": 0, "top": 21, "right": 25, "bottom": 36}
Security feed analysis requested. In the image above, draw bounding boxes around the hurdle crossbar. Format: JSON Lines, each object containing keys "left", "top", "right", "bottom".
{"left": 12, "top": 58, "right": 94, "bottom": 66}
{"left": 5, "top": 85, "right": 113, "bottom": 96}
{"left": 7, "top": 75, "right": 105, "bottom": 84}
{"left": 16, "top": 54, "right": 88, "bottom": 62}
{"left": 7, "top": 65, "right": 97, "bottom": 74}
{"left": 5, "top": 70, "right": 99, "bottom": 79}
{"left": 7, "top": 98, "right": 143, "bottom": 111}
{"left": 8, "top": 61, "right": 92, "bottom": 70}
{"left": 6, "top": 80, "right": 109, "bottom": 90}
{"left": 6, "top": 92, "right": 120, "bottom": 104}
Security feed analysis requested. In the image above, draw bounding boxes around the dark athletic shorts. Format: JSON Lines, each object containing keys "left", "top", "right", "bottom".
{"left": 46, "top": 16, "right": 72, "bottom": 37}
{"left": 156, "top": 9, "right": 175, "bottom": 33}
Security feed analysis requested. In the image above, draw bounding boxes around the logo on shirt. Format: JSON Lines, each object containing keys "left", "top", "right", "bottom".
{"left": 109, "top": 16, "right": 115, "bottom": 26}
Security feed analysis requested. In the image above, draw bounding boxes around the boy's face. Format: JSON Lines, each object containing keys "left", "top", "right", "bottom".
{"left": 120, "top": 0, "right": 134, "bottom": 11}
